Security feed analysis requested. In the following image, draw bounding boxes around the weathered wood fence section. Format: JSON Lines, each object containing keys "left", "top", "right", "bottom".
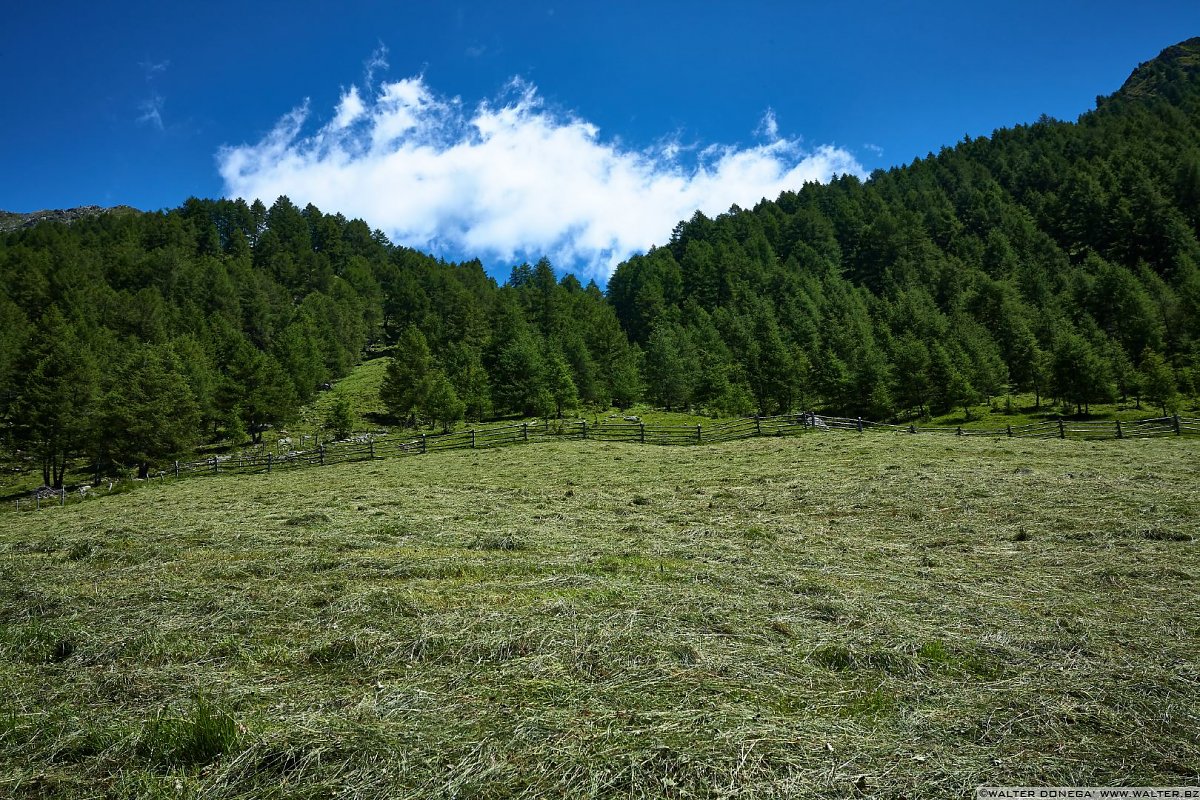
{"left": 160, "top": 413, "right": 1200, "bottom": 480}
{"left": 10, "top": 413, "right": 1199, "bottom": 512}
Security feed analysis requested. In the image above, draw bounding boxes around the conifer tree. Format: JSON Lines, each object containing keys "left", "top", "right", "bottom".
{"left": 1138, "top": 349, "right": 1179, "bottom": 416}
{"left": 609, "top": 345, "right": 644, "bottom": 410}
{"left": 1052, "top": 332, "right": 1115, "bottom": 414}
{"left": 380, "top": 326, "right": 432, "bottom": 426}
{"left": 545, "top": 347, "right": 580, "bottom": 418}
{"left": 492, "top": 333, "right": 550, "bottom": 417}
{"left": 443, "top": 343, "right": 492, "bottom": 422}
{"left": 644, "top": 324, "right": 694, "bottom": 411}
{"left": 891, "top": 335, "right": 933, "bottom": 417}
{"left": 99, "top": 345, "right": 200, "bottom": 478}
{"left": 10, "top": 308, "right": 99, "bottom": 487}
{"left": 748, "top": 304, "right": 800, "bottom": 415}
{"left": 324, "top": 396, "right": 354, "bottom": 440}
{"left": 931, "top": 343, "right": 978, "bottom": 418}
{"left": 237, "top": 350, "right": 299, "bottom": 444}
{"left": 419, "top": 369, "right": 465, "bottom": 432}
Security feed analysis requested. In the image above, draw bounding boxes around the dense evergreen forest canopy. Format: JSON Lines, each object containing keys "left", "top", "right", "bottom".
{"left": 0, "top": 196, "right": 640, "bottom": 486}
{"left": 609, "top": 38, "right": 1200, "bottom": 419}
{"left": 2, "top": 38, "right": 1200, "bottom": 485}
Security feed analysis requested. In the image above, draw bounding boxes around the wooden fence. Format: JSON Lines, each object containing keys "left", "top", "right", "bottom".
{"left": 9, "top": 413, "right": 1199, "bottom": 513}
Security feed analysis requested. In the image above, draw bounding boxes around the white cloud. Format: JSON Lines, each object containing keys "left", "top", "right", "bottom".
{"left": 138, "top": 93, "right": 165, "bottom": 131}
{"left": 330, "top": 86, "right": 365, "bottom": 130}
{"left": 139, "top": 58, "right": 171, "bottom": 75}
{"left": 757, "top": 108, "right": 779, "bottom": 140}
{"left": 136, "top": 58, "right": 169, "bottom": 131}
{"left": 217, "top": 75, "right": 864, "bottom": 282}
{"left": 363, "top": 45, "right": 389, "bottom": 88}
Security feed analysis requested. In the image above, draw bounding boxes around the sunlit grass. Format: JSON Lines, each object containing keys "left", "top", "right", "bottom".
{"left": 920, "top": 391, "right": 1199, "bottom": 429}
{"left": 1, "top": 433, "right": 1197, "bottom": 797}
{"left": 292, "top": 354, "right": 392, "bottom": 439}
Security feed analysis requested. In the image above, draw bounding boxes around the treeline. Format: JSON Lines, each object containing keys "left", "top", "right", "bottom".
{"left": 5, "top": 40, "right": 1200, "bottom": 485}
{"left": 608, "top": 39, "right": 1200, "bottom": 420}
{"left": 377, "top": 257, "right": 641, "bottom": 432}
{"left": 0, "top": 197, "right": 392, "bottom": 485}
{"left": 0, "top": 198, "right": 643, "bottom": 486}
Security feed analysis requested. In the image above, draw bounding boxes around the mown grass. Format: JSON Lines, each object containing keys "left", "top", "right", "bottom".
{"left": 0, "top": 434, "right": 1197, "bottom": 797}
{"left": 5, "top": 348, "right": 1193, "bottom": 501}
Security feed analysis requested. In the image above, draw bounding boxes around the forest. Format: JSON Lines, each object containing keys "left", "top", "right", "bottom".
{"left": 2, "top": 38, "right": 1200, "bottom": 486}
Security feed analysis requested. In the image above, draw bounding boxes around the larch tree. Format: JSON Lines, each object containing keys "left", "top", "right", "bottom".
{"left": 99, "top": 345, "right": 200, "bottom": 478}
{"left": 10, "top": 307, "right": 99, "bottom": 487}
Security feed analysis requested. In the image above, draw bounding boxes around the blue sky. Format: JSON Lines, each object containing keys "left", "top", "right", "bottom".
{"left": 3, "top": 2, "right": 1198, "bottom": 281}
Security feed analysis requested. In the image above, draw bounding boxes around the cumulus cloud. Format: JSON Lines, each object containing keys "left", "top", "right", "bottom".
{"left": 218, "top": 75, "right": 864, "bottom": 281}
{"left": 330, "top": 86, "right": 366, "bottom": 130}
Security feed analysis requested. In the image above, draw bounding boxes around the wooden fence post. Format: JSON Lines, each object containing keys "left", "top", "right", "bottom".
{"left": 369, "top": 439, "right": 375, "bottom": 459}
{"left": 857, "top": 417, "right": 864, "bottom": 433}
{"left": 522, "top": 423, "right": 528, "bottom": 442}
{"left": 582, "top": 419, "right": 588, "bottom": 439}
{"left": 696, "top": 424, "right": 702, "bottom": 443}
{"left": 1174, "top": 415, "right": 1182, "bottom": 435}
{"left": 319, "top": 446, "right": 325, "bottom": 466}
{"left": 640, "top": 422, "right": 646, "bottom": 443}
{"left": 956, "top": 426, "right": 962, "bottom": 436}
{"left": 60, "top": 489, "right": 65, "bottom": 507}
{"left": 1007, "top": 425, "right": 1013, "bottom": 437}
{"left": 1115, "top": 420, "right": 1123, "bottom": 439}
{"left": 755, "top": 416, "right": 762, "bottom": 436}
{"left": 471, "top": 430, "right": 476, "bottom": 449}
{"left": 174, "top": 460, "right": 179, "bottom": 478}
{"left": 909, "top": 424, "right": 916, "bottom": 434}
{"left": 1058, "top": 418, "right": 1065, "bottom": 439}
{"left": 213, "top": 457, "right": 219, "bottom": 473}
{"left": 267, "top": 453, "right": 272, "bottom": 473}
{"left": 420, "top": 434, "right": 427, "bottom": 454}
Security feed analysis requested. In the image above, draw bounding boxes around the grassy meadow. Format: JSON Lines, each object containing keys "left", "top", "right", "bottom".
{"left": 1, "top": 432, "right": 1198, "bottom": 798}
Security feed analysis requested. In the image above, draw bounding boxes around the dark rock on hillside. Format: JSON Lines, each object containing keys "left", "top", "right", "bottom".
{"left": 0, "top": 205, "right": 140, "bottom": 233}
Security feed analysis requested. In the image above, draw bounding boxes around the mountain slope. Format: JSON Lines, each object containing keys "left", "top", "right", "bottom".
{"left": 608, "top": 38, "right": 1200, "bottom": 419}
{"left": 2, "top": 40, "right": 1198, "bottom": 488}
{"left": 1117, "top": 36, "right": 1200, "bottom": 101}
{"left": 0, "top": 204, "right": 139, "bottom": 233}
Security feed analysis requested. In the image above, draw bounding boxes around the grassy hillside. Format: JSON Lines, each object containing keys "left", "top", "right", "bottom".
{"left": 284, "top": 354, "right": 1199, "bottom": 442}
{"left": 292, "top": 354, "right": 392, "bottom": 439}
{"left": 1, "top": 435, "right": 1197, "bottom": 797}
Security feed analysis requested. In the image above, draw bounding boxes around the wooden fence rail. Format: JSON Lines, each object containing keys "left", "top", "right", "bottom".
{"left": 9, "top": 413, "right": 1199, "bottom": 513}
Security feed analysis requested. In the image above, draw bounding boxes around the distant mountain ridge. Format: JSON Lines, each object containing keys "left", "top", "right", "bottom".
{"left": 1116, "top": 36, "right": 1200, "bottom": 101}
{"left": 0, "top": 205, "right": 140, "bottom": 234}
